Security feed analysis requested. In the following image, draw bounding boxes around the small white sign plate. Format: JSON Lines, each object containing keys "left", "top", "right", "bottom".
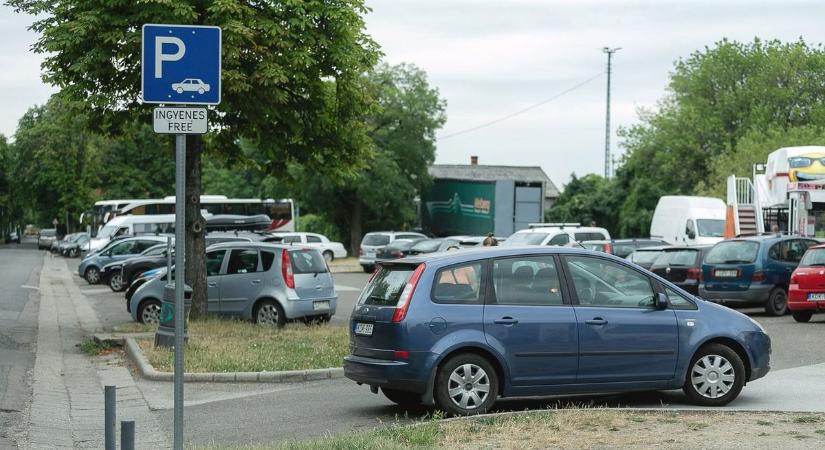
{"left": 153, "top": 107, "right": 208, "bottom": 134}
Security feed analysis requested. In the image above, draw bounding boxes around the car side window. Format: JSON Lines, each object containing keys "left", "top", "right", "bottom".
{"left": 206, "top": 250, "right": 227, "bottom": 276}
{"left": 547, "top": 234, "right": 570, "bottom": 246}
{"left": 492, "top": 256, "right": 564, "bottom": 306}
{"left": 283, "top": 235, "right": 302, "bottom": 244}
{"left": 261, "top": 251, "right": 275, "bottom": 271}
{"left": 564, "top": 256, "right": 655, "bottom": 308}
{"left": 110, "top": 241, "right": 135, "bottom": 256}
{"left": 226, "top": 249, "right": 260, "bottom": 274}
{"left": 785, "top": 240, "right": 809, "bottom": 263}
{"left": 397, "top": 234, "right": 421, "bottom": 240}
{"left": 665, "top": 287, "right": 697, "bottom": 310}
{"left": 306, "top": 235, "right": 322, "bottom": 243}
{"left": 432, "top": 262, "right": 483, "bottom": 304}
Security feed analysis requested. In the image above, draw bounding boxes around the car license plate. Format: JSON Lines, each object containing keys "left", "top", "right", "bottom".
{"left": 354, "top": 322, "right": 373, "bottom": 336}
{"left": 714, "top": 269, "right": 738, "bottom": 278}
{"left": 807, "top": 293, "right": 825, "bottom": 301}
{"left": 313, "top": 300, "right": 330, "bottom": 311}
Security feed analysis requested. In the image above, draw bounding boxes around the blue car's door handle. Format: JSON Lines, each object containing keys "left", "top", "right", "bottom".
{"left": 494, "top": 317, "right": 518, "bottom": 325}
{"left": 585, "top": 317, "right": 608, "bottom": 325}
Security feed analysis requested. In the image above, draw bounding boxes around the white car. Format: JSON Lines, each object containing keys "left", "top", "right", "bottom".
{"left": 274, "top": 232, "right": 347, "bottom": 262}
{"left": 172, "top": 78, "right": 211, "bottom": 94}
{"left": 503, "top": 223, "right": 611, "bottom": 247}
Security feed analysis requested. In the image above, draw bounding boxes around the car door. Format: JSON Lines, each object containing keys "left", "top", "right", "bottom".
{"left": 563, "top": 255, "right": 678, "bottom": 383}
{"left": 483, "top": 255, "right": 578, "bottom": 386}
{"left": 219, "top": 248, "right": 264, "bottom": 315}
{"left": 205, "top": 249, "right": 228, "bottom": 313}
{"left": 107, "top": 240, "right": 138, "bottom": 264}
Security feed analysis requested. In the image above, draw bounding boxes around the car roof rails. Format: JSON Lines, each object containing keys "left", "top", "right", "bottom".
{"left": 528, "top": 222, "right": 581, "bottom": 229}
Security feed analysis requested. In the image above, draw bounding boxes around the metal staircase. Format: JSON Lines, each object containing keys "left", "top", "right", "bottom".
{"left": 727, "top": 175, "right": 765, "bottom": 236}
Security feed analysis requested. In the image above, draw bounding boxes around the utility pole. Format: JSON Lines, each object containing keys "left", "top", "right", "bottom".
{"left": 603, "top": 47, "right": 621, "bottom": 179}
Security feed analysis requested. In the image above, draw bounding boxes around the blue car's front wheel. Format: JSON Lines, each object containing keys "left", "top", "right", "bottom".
{"left": 683, "top": 343, "right": 745, "bottom": 406}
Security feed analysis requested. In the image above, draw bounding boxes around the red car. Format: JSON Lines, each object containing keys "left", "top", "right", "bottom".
{"left": 788, "top": 243, "right": 825, "bottom": 322}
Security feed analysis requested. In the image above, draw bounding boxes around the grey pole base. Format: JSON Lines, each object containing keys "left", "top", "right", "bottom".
{"left": 154, "top": 283, "right": 192, "bottom": 348}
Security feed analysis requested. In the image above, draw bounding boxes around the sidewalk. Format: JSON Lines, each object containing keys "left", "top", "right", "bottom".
{"left": 22, "top": 254, "right": 169, "bottom": 449}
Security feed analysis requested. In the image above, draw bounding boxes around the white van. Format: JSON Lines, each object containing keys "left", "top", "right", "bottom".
{"left": 86, "top": 214, "right": 176, "bottom": 253}
{"left": 503, "top": 223, "right": 611, "bottom": 247}
{"left": 649, "top": 196, "right": 726, "bottom": 245}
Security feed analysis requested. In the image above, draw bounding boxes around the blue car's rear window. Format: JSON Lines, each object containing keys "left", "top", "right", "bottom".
{"left": 705, "top": 241, "right": 759, "bottom": 264}
{"left": 358, "top": 265, "right": 415, "bottom": 306}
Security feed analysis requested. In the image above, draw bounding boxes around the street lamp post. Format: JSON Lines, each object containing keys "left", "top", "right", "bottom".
{"left": 603, "top": 46, "right": 621, "bottom": 179}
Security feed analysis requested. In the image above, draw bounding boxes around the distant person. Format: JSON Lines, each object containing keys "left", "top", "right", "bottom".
{"left": 771, "top": 224, "right": 780, "bottom": 233}
{"left": 482, "top": 233, "right": 498, "bottom": 247}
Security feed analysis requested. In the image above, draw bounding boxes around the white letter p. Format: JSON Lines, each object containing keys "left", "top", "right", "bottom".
{"left": 154, "top": 36, "right": 186, "bottom": 78}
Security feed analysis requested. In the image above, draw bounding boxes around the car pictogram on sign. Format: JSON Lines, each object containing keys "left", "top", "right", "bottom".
{"left": 171, "top": 78, "right": 211, "bottom": 94}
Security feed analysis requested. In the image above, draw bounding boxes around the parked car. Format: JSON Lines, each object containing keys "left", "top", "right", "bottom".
{"left": 375, "top": 239, "right": 423, "bottom": 263}
{"left": 129, "top": 243, "right": 336, "bottom": 326}
{"left": 78, "top": 236, "right": 169, "bottom": 284}
{"left": 37, "top": 228, "right": 57, "bottom": 250}
{"left": 582, "top": 239, "right": 669, "bottom": 258}
{"left": 100, "top": 243, "right": 170, "bottom": 292}
{"left": 5, "top": 231, "right": 20, "bottom": 244}
{"left": 273, "top": 232, "right": 348, "bottom": 262}
{"left": 407, "top": 238, "right": 461, "bottom": 256}
{"left": 343, "top": 246, "right": 770, "bottom": 415}
{"left": 359, "top": 231, "right": 428, "bottom": 273}
{"left": 125, "top": 266, "right": 166, "bottom": 306}
{"left": 86, "top": 214, "right": 175, "bottom": 254}
{"left": 58, "top": 233, "right": 90, "bottom": 257}
{"left": 503, "top": 224, "right": 610, "bottom": 247}
{"left": 626, "top": 246, "right": 669, "bottom": 270}
{"left": 788, "top": 243, "right": 825, "bottom": 322}
{"left": 649, "top": 246, "right": 711, "bottom": 295}
{"left": 700, "top": 235, "right": 818, "bottom": 316}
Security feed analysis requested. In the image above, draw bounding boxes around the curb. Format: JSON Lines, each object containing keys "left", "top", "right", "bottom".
{"left": 122, "top": 337, "right": 345, "bottom": 383}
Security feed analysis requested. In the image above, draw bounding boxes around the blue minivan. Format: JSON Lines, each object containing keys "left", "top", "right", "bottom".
{"left": 344, "top": 247, "right": 771, "bottom": 416}
{"left": 699, "top": 236, "right": 818, "bottom": 316}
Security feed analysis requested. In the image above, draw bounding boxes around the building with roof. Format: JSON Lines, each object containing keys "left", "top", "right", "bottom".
{"left": 422, "top": 156, "right": 560, "bottom": 237}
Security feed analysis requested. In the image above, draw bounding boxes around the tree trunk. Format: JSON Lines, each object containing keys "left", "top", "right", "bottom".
{"left": 185, "top": 135, "right": 208, "bottom": 318}
{"left": 349, "top": 195, "right": 362, "bottom": 256}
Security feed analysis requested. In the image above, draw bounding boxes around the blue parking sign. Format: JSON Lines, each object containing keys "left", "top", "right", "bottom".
{"left": 142, "top": 24, "right": 221, "bottom": 105}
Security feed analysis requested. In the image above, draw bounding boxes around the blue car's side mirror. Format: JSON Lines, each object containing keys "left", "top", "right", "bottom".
{"left": 656, "top": 292, "right": 669, "bottom": 310}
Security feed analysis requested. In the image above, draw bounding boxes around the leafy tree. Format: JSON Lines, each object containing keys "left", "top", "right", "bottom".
{"left": 296, "top": 63, "right": 446, "bottom": 253}
{"left": 10, "top": 96, "right": 100, "bottom": 231}
{"left": 616, "top": 38, "right": 825, "bottom": 236}
{"left": 545, "top": 174, "right": 620, "bottom": 236}
{"left": 10, "top": 0, "right": 381, "bottom": 317}
{"left": 95, "top": 122, "right": 175, "bottom": 199}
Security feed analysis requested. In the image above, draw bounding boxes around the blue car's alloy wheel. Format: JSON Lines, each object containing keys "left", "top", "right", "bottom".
{"left": 435, "top": 353, "right": 499, "bottom": 416}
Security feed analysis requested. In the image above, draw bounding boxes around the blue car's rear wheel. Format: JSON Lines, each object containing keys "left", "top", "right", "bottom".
{"left": 435, "top": 353, "right": 498, "bottom": 416}
{"left": 683, "top": 343, "right": 745, "bottom": 406}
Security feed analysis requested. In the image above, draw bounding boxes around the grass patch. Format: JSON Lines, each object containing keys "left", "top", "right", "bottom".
{"left": 138, "top": 318, "right": 348, "bottom": 372}
{"left": 80, "top": 338, "right": 113, "bottom": 356}
{"left": 815, "top": 429, "right": 825, "bottom": 435}
{"left": 195, "top": 411, "right": 825, "bottom": 449}
{"left": 793, "top": 415, "right": 822, "bottom": 424}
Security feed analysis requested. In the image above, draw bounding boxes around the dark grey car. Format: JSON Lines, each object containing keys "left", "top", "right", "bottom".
{"left": 129, "top": 242, "right": 337, "bottom": 326}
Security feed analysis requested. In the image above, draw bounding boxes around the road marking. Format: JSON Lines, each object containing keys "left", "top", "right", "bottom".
{"left": 20, "top": 285, "right": 40, "bottom": 290}
{"left": 335, "top": 285, "right": 362, "bottom": 292}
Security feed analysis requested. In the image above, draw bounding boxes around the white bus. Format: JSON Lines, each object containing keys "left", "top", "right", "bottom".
{"left": 108, "top": 196, "right": 295, "bottom": 232}
{"left": 81, "top": 199, "right": 141, "bottom": 237}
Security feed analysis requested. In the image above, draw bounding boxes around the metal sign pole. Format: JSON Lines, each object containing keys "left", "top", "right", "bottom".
{"left": 173, "top": 133, "right": 186, "bottom": 450}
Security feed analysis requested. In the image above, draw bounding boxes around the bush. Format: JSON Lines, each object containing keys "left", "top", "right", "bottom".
{"left": 297, "top": 213, "right": 342, "bottom": 242}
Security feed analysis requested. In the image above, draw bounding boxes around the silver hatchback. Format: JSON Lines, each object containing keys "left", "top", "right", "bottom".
{"left": 128, "top": 242, "right": 337, "bottom": 326}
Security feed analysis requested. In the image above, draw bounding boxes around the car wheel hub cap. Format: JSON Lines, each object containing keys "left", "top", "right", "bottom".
{"left": 447, "top": 363, "right": 490, "bottom": 410}
{"left": 143, "top": 304, "right": 160, "bottom": 324}
{"left": 258, "top": 305, "right": 278, "bottom": 325}
{"left": 691, "top": 354, "right": 735, "bottom": 399}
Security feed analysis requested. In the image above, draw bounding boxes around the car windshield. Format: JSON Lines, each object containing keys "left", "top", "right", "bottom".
{"left": 799, "top": 248, "right": 825, "bottom": 267}
{"left": 705, "top": 241, "right": 759, "bottom": 264}
{"left": 503, "top": 232, "right": 548, "bottom": 246}
{"left": 697, "top": 219, "right": 725, "bottom": 237}
{"left": 653, "top": 249, "right": 699, "bottom": 266}
{"left": 362, "top": 234, "right": 390, "bottom": 246}
{"left": 629, "top": 250, "right": 662, "bottom": 264}
{"left": 97, "top": 225, "right": 117, "bottom": 238}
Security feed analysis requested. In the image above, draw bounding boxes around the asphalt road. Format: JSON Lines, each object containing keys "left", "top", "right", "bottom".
{"left": 57, "top": 249, "right": 825, "bottom": 446}
{"left": 0, "top": 239, "right": 41, "bottom": 448}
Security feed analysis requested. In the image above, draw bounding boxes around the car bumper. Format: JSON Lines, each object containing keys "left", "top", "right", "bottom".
{"left": 358, "top": 257, "right": 376, "bottom": 266}
{"left": 282, "top": 296, "right": 337, "bottom": 319}
{"left": 343, "top": 353, "right": 430, "bottom": 393}
{"left": 788, "top": 287, "right": 825, "bottom": 311}
{"left": 699, "top": 284, "right": 773, "bottom": 305}
{"left": 741, "top": 331, "right": 771, "bottom": 382}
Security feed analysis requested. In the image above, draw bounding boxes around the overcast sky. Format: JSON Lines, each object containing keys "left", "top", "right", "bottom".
{"left": 3, "top": 1, "right": 825, "bottom": 189}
